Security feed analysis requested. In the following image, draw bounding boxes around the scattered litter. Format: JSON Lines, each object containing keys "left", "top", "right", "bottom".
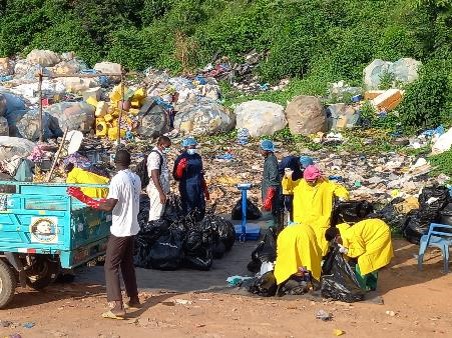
{"left": 226, "top": 275, "right": 253, "bottom": 286}
{"left": 174, "top": 299, "right": 193, "bottom": 305}
{"left": 333, "top": 329, "right": 345, "bottom": 336}
{"left": 386, "top": 310, "right": 396, "bottom": 317}
{"left": 23, "top": 321, "right": 35, "bottom": 329}
{"left": 316, "top": 309, "right": 333, "bottom": 321}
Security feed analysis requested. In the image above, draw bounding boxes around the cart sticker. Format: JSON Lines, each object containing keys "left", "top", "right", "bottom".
{"left": 0, "top": 195, "right": 7, "bottom": 211}
{"left": 29, "top": 217, "right": 58, "bottom": 244}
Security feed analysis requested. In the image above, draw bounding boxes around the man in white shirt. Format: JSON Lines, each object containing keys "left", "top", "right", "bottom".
{"left": 68, "top": 149, "right": 141, "bottom": 319}
{"left": 146, "top": 136, "right": 171, "bottom": 221}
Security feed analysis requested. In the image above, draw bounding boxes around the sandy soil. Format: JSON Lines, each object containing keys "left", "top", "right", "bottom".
{"left": 0, "top": 239, "right": 451, "bottom": 338}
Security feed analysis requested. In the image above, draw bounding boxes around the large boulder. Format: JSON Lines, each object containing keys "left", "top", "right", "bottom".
{"left": 94, "top": 61, "right": 122, "bottom": 74}
{"left": 174, "top": 99, "right": 234, "bottom": 136}
{"left": 363, "top": 59, "right": 393, "bottom": 90}
{"left": 94, "top": 62, "right": 122, "bottom": 83}
{"left": 0, "top": 58, "right": 14, "bottom": 76}
{"left": 15, "top": 110, "right": 61, "bottom": 141}
{"left": 285, "top": 96, "right": 326, "bottom": 135}
{"left": 0, "top": 136, "right": 36, "bottom": 162}
{"left": 364, "top": 58, "right": 422, "bottom": 89}
{"left": 47, "top": 102, "right": 95, "bottom": 133}
{"left": 235, "top": 100, "right": 286, "bottom": 137}
{"left": 59, "top": 77, "right": 98, "bottom": 93}
{"left": 136, "top": 98, "right": 170, "bottom": 138}
{"left": 391, "top": 58, "right": 422, "bottom": 83}
{"left": 26, "top": 49, "right": 61, "bottom": 67}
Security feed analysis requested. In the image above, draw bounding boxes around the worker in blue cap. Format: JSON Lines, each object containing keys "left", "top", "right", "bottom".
{"left": 279, "top": 155, "right": 314, "bottom": 223}
{"left": 260, "top": 139, "right": 283, "bottom": 232}
{"left": 173, "top": 136, "right": 209, "bottom": 220}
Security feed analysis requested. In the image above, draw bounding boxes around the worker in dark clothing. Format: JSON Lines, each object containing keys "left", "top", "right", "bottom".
{"left": 260, "top": 139, "right": 284, "bottom": 233}
{"left": 279, "top": 155, "right": 314, "bottom": 223}
{"left": 173, "top": 137, "right": 209, "bottom": 221}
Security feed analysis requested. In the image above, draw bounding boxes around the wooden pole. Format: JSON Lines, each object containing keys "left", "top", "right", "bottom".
{"left": 117, "top": 69, "right": 124, "bottom": 146}
{"left": 46, "top": 127, "right": 69, "bottom": 182}
{"left": 38, "top": 70, "right": 43, "bottom": 143}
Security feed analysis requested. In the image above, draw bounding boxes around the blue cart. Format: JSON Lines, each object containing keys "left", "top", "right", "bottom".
{"left": 0, "top": 181, "right": 111, "bottom": 308}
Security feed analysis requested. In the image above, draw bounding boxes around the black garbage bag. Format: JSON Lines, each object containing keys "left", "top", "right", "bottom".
{"left": 147, "top": 230, "right": 184, "bottom": 270}
{"left": 376, "top": 197, "right": 406, "bottom": 231}
{"left": 138, "top": 194, "right": 150, "bottom": 225}
{"left": 163, "top": 195, "right": 185, "bottom": 222}
{"left": 248, "top": 271, "right": 277, "bottom": 297}
{"left": 134, "top": 219, "right": 171, "bottom": 268}
{"left": 332, "top": 200, "right": 374, "bottom": 225}
{"left": 184, "top": 247, "right": 213, "bottom": 271}
{"left": 212, "top": 240, "right": 226, "bottom": 259}
{"left": 277, "top": 275, "right": 310, "bottom": 296}
{"left": 247, "top": 227, "right": 277, "bottom": 273}
{"left": 184, "top": 229, "right": 204, "bottom": 257}
{"left": 231, "top": 198, "right": 262, "bottom": 220}
{"left": 200, "top": 213, "right": 235, "bottom": 255}
{"left": 320, "top": 244, "right": 365, "bottom": 303}
{"left": 402, "top": 209, "right": 435, "bottom": 244}
{"left": 439, "top": 203, "right": 452, "bottom": 226}
{"left": 402, "top": 208, "right": 440, "bottom": 244}
{"left": 419, "top": 186, "right": 450, "bottom": 212}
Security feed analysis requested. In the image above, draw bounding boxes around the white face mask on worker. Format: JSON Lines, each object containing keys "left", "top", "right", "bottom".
{"left": 187, "top": 149, "right": 197, "bottom": 155}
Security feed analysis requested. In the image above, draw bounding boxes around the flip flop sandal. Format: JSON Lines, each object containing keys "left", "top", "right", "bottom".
{"left": 101, "top": 310, "right": 126, "bottom": 320}
{"left": 124, "top": 303, "right": 140, "bottom": 310}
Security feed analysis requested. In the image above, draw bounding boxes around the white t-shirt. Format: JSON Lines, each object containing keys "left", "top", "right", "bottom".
{"left": 107, "top": 169, "right": 141, "bottom": 237}
{"left": 146, "top": 147, "right": 170, "bottom": 194}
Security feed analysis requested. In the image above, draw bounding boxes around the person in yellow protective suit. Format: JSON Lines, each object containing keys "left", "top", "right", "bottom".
{"left": 65, "top": 163, "right": 109, "bottom": 198}
{"left": 325, "top": 219, "right": 394, "bottom": 291}
{"left": 282, "top": 165, "right": 349, "bottom": 255}
{"left": 274, "top": 224, "right": 322, "bottom": 285}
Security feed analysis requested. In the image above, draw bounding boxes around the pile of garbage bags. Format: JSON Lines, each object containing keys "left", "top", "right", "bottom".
{"left": 402, "top": 185, "right": 451, "bottom": 244}
{"left": 134, "top": 195, "right": 235, "bottom": 271}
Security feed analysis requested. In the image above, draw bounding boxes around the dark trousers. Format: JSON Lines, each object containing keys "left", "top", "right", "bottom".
{"left": 104, "top": 235, "right": 138, "bottom": 302}
{"left": 272, "top": 193, "right": 285, "bottom": 235}
{"left": 283, "top": 195, "right": 294, "bottom": 222}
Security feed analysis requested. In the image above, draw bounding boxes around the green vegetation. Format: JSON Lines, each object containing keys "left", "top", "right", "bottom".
{"left": 429, "top": 150, "right": 452, "bottom": 178}
{"left": 0, "top": 0, "right": 451, "bottom": 161}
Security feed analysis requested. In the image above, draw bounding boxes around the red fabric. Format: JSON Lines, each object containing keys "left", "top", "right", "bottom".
{"left": 67, "top": 187, "right": 101, "bottom": 209}
{"left": 175, "top": 158, "right": 188, "bottom": 179}
{"left": 263, "top": 186, "right": 276, "bottom": 211}
{"left": 202, "top": 179, "right": 210, "bottom": 200}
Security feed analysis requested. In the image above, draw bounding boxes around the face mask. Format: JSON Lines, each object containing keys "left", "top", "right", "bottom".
{"left": 187, "top": 148, "right": 197, "bottom": 155}
{"left": 162, "top": 147, "right": 170, "bottom": 154}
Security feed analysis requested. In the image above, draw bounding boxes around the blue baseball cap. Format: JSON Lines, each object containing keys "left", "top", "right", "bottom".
{"left": 182, "top": 137, "right": 198, "bottom": 147}
{"left": 260, "top": 139, "right": 275, "bottom": 152}
{"left": 299, "top": 156, "right": 314, "bottom": 168}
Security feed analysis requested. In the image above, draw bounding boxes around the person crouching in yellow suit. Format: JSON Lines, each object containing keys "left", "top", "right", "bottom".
{"left": 274, "top": 224, "right": 322, "bottom": 286}
{"left": 325, "top": 219, "right": 394, "bottom": 291}
{"left": 65, "top": 163, "right": 109, "bottom": 198}
{"left": 282, "top": 165, "right": 350, "bottom": 256}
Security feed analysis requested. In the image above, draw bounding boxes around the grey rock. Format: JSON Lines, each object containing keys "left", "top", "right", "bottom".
{"left": 285, "top": 95, "right": 326, "bottom": 135}
{"left": 235, "top": 100, "right": 286, "bottom": 137}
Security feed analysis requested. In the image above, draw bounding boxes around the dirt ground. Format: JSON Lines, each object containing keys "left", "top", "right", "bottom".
{"left": 1, "top": 239, "right": 451, "bottom": 338}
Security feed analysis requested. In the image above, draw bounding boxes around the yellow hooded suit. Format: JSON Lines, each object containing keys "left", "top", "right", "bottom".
{"left": 274, "top": 224, "right": 322, "bottom": 285}
{"left": 337, "top": 219, "right": 394, "bottom": 275}
{"left": 282, "top": 177, "right": 349, "bottom": 255}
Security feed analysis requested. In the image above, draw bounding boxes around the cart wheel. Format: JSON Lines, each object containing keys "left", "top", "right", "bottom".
{"left": 0, "top": 259, "right": 17, "bottom": 309}
{"left": 26, "top": 259, "right": 59, "bottom": 290}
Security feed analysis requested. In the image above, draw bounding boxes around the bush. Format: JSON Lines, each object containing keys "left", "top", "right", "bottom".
{"left": 398, "top": 60, "right": 450, "bottom": 129}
